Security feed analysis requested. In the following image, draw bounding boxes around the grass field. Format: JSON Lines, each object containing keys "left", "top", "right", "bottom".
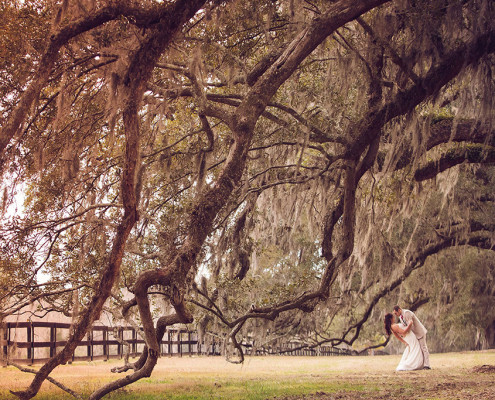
{"left": 1, "top": 350, "right": 494, "bottom": 399}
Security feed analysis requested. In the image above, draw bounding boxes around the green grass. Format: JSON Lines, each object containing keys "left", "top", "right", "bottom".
{"left": 1, "top": 350, "right": 494, "bottom": 399}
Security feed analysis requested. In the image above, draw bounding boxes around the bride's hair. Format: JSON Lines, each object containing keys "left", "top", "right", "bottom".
{"left": 384, "top": 313, "right": 394, "bottom": 336}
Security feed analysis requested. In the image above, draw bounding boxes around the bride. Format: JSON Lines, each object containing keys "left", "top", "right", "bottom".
{"left": 384, "top": 313, "right": 424, "bottom": 371}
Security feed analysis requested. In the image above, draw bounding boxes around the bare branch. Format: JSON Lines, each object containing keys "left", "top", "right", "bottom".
{"left": 8, "top": 361, "right": 81, "bottom": 399}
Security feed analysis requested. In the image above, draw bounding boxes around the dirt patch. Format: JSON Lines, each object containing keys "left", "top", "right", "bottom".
{"left": 473, "top": 364, "right": 495, "bottom": 373}
{"left": 272, "top": 383, "right": 495, "bottom": 400}
{"left": 271, "top": 367, "right": 495, "bottom": 400}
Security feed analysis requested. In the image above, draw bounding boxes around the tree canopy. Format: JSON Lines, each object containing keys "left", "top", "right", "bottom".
{"left": 0, "top": 0, "right": 494, "bottom": 399}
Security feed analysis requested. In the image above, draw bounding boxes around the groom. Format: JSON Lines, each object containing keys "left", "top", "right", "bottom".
{"left": 393, "top": 305, "right": 431, "bottom": 370}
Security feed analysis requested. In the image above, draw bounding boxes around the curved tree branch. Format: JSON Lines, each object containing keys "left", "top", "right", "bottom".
{"left": 414, "top": 145, "right": 495, "bottom": 181}
{"left": 345, "top": 29, "right": 495, "bottom": 160}
{"left": 8, "top": 361, "right": 81, "bottom": 399}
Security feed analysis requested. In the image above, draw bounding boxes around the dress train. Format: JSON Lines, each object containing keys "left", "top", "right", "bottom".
{"left": 396, "top": 331, "right": 424, "bottom": 371}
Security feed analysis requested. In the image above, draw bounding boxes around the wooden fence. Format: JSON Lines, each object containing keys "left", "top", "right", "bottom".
{"left": 1, "top": 321, "right": 351, "bottom": 365}
{"left": 1, "top": 321, "right": 201, "bottom": 365}
{"left": 275, "top": 344, "right": 351, "bottom": 357}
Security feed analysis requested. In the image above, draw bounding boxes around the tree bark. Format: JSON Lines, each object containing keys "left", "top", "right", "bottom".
{"left": 414, "top": 145, "right": 495, "bottom": 181}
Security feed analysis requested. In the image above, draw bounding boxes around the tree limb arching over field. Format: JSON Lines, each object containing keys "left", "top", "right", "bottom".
{"left": 0, "top": 0, "right": 494, "bottom": 399}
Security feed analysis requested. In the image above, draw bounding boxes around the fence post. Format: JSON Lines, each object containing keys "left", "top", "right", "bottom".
{"left": 71, "top": 324, "right": 75, "bottom": 363}
{"left": 50, "top": 324, "right": 56, "bottom": 358}
{"left": 1, "top": 323, "right": 7, "bottom": 364}
{"left": 26, "top": 323, "right": 31, "bottom": 362}
{"left": 179, "top": 331, "right": 182, "bottom": 357}
{"left": 27, "top": 322, "right": 35, "bottom": 364}
{"left": 103, "top": 328, "right": 108, "bottom": 361}
{"left": 168, "top": 330, "right": 172, "bottom": 356}
{"left": 118, "top": 328, "right": 123, "bottom": 359}
{"left": 87, "top": 329, "right": 93, "bottom": 361}
{"left": 132, "top": 327, "right": 136, "bottom": 356}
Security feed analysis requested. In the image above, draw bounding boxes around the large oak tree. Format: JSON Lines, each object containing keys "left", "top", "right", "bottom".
{"left": 0, "top": 0, "right": 494, "bottom": 398}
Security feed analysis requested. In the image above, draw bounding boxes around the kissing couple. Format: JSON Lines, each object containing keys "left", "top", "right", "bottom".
{"left": 384, "top": 305, "right": 431, "bottom": 371}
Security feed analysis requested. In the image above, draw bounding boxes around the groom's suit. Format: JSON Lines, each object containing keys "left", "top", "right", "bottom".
{"left": 401, "top": 309, "right": 430, "bottom": 368}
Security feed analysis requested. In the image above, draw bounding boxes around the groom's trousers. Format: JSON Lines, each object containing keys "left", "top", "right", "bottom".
{"left": 418, "top": 336, "right": 430, "bottom": 367}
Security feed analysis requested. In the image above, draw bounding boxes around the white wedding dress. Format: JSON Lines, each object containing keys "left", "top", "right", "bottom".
{"left": 396, "top": 331, "right": 424, "bottom": 371}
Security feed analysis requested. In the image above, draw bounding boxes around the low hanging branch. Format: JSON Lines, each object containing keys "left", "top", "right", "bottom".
{"left": 7, "top": 361, "right": 81, "bottom": 400}
{"left": 190, "top": 159, "right": 361, "bottom": 361}
{"left": 200, "top": 227, "right": 493, "bottom": 358}
{"left": 90, "top": 300, "right": 193, "bottom": 400}
{"left": 323, "top": 229, "right": 494, "bottom": 351}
